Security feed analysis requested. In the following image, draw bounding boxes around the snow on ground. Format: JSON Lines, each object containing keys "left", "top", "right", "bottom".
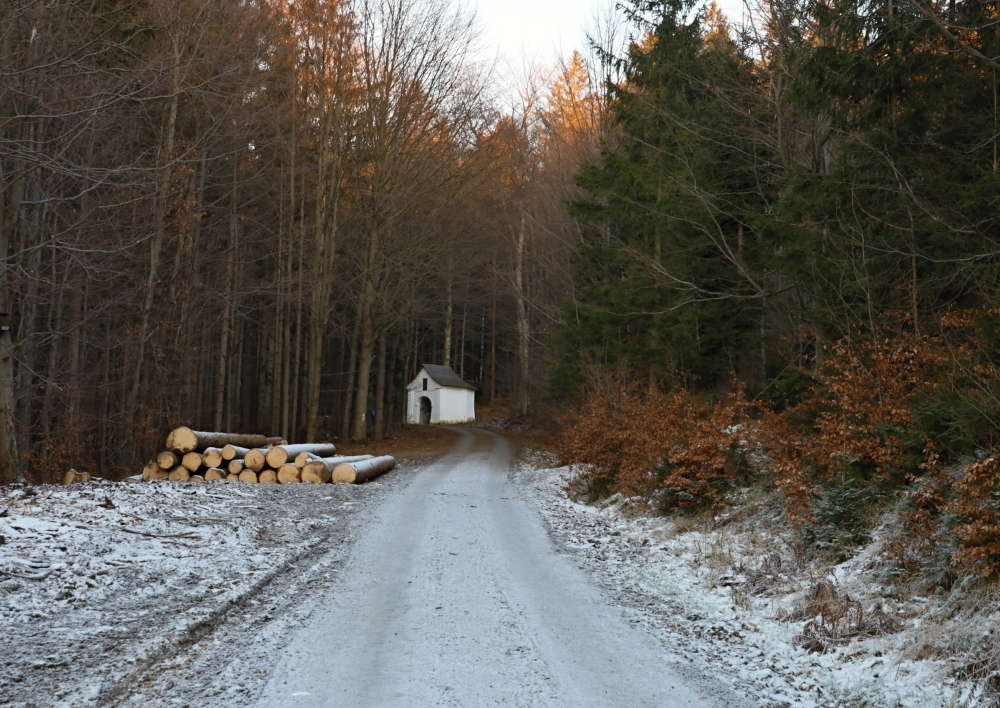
{"left": 0, "top": 476, "right": 396, "bottom": 708}
{"left": 518, "top": 460, "right": 980, "bottom": 708}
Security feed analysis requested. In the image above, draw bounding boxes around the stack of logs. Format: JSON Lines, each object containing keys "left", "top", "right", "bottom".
{"left": 139, "top": 427, "right": 396, "bottom": 485}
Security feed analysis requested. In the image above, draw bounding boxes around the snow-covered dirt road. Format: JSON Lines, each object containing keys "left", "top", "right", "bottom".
{"left": 255, "top": 426, "right": 731, "bottom": 707}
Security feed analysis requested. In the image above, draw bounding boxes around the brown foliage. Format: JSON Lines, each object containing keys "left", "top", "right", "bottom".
{"left": 559, "top": 313, "right": 1000, "bottom": 581}
{"left": 762, "top": 334, "right": 951, "bottom": 524}
{"left": 557, "top": 381, "right": 760, "bottom": 510}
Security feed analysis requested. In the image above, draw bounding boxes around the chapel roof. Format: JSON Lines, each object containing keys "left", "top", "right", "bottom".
{"left": 419, "top": 364, "right": 476, "bottom": 390}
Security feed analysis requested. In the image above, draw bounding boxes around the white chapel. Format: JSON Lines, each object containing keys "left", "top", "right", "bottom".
{"left": 406, "top": 364, "right": 476, "bottom": 424}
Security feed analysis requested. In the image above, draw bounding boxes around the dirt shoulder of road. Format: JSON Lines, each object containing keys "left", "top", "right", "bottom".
{"left": 336, "top": 425, "right": 461, "bottom": 465}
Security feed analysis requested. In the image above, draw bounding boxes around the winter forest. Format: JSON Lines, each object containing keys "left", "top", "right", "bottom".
{"left": 6, "top": 0, "right": 1000, "bottom": 583}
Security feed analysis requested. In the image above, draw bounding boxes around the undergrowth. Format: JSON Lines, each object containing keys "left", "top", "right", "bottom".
{"left": 557, "top": 310, "right": 1000, "bottom": 695}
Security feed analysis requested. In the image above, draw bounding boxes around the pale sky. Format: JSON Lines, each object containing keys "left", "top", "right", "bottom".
{"left": 472, "top": 0, "right": 749, "bottom": 65}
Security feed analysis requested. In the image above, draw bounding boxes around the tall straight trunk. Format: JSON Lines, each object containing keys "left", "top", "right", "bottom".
{"left": 374, "top": 330, "right": 387, "bottom": 440}
{"left": 127, "top": 41, "right": 182, "bottom": 431}
{"left": 259, "top": 309, "right": 275, "bottom": 431}
{"left": 226, "top": 315, "right": 242, "bottom": 432}
{"left": 351, "top": 223, "right": 381, "bottom": 442}
{"left": 513, "top": 218, "right": 529, "bottom": 415}
{"left": 214, "top": 184, "right": 239, "bottom": 431}
{"left": 183, "top": 151, "right": 207, "bottom": 422}
{"left": 334, "top": 331, "right": 347, "bottom": 434}
{"left": 195, "top": 321, "right": 208, "bottom": 427}
{"left": 68, "top": 282, "right": 84, "bottom": 431}
{"left": 443, "top": 276, "right": 453, "bottom": 367}
{"left": 0, "top": 2, "right": 20, "bottom": 483}
{"left": 99, "top": 322, "right": 110, "bottom": 475}
{"left": 411, "top": 318, "right": 420, "bottom": 381}
{"left": 340, "top": 314, "right": 361, "bottom": 442}
{"left": 41, "top": 256, "right": 70, "bottom": 481}
{"left": 458, "top": 306, "right": 466, "bottom": 379}
{"left": 479, "top": 310, "right": 485, "bottom": 387}
{"left": 488, "top": 282, "right": 497, "bottom": 405}
{"left": 15, "top": 129, "right": 43, "bottom": 470}
{"left": 352, "top": 276, "right": 377, "bottom": 442}
{"left": 0, "top": 148, "right": 21, "bottom": 483}
{"left": 385, "top": 336, "right": 397, "bottom": 434}
{"left": 289, "top": 190, "right": 305, "bottom": 440}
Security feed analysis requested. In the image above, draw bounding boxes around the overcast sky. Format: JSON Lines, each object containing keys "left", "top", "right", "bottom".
{"left": 472, "top": 0, "right": 749, "bottom": 65}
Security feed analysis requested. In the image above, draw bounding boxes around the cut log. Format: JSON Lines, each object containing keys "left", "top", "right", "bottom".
{"left": 294, "top": 451, "right": 315, "bottom": 468}
{"left": 265, "top": 436, "right": 287, "bottom": 446}
{"left": 189, "top": 475, "right": 205, "bottom": 483}
{"left": 221, "top": 444, "right": 250, "bottom": 461}
{"left": 332, "top": 456, "right": 396, "bottom": 484}
{"left": 226, "top": 473, "right": 239, "bottom": 482}
{"left": 300, "top": 462, "right": 331, "bottom": 484}
{"left": 265, "top": 443, "right": 336, "bottom": 469}
{"left": 258, "top": 469, "right": 278, "bottom": 484}
{"left": 125, "top": 475, "right": 143, "bottom": 483}
{"left": 144, "top": 466, "right": 169, "bottom": 481}
{"left": 181, "top": 451, "right": 203, "bottom": 472}
{"left": 277, "top": 464, "right": 301, "bottom": 484}
{"left": 156, "top": 451, "right": 178, "bottom": 470}
{"left": 243, "top": 448, "right": 267, "bottom": 472}
{"left": 142, "top": 461, "right": 161, "bottom": 480}
{"left": 62, "top": 469, "right": 78, "bottom": 485}
{"left": 202, "top": 447, "right": 224, "bottom": 468}
{"left": 204, "top": 468, "right": 226, "bottom": 481}
{"left": 300, "top": 455, "right": 374, "bottom": 484}
{"left": 238, "top": 470, "right": 258, "bottom": 484}
{"left": 168, "top": 466, "right": 190, "bottom": 482}
{"left": 165, "top": 427, "right": 269, "bottom": 454}
{"left": 77, "top": 471, "right": 91, "bottom": 483}
{"left": 227, "top": 459, "right": 244, "bottom": 475}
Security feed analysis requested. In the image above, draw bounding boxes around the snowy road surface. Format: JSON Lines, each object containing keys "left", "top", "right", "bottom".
{"left": 255, "top": 427, "right": 724, "bottom": 707}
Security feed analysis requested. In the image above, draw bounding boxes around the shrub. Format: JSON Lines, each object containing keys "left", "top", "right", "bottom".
{"left": 557, "top": 381, "right": 761, "bottom": 511}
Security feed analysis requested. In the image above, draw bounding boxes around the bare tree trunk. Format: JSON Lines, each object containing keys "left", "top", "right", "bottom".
{"left": 385, "top": 335, "right": 397, "bottom": 433}
{"left": 513, "top": 218, "right": 530, "bottom": 415}
{"left": 374, "top": 329, "right": 387, "bottom": 440}
{"left": 0, "top": 170, "right": 19, "bottom": 483}
{"left": 214, "top": 180, "right": 239, "bottom": 431}
{"left": 443, "top": 275, "right": 453, "bottom": 367}
{"left": 458, "top": 305, "right": 466, "bottom": 379}
{"left": 488, "top": 279, "right": 496, "bottom": 406}
{"left": 127, "top": 39, "right": 182, "bottom": 433}
{"left": 290, "top": 191, "right": 305, "bottom": 440}
{"left": 352, "top": 272, "right": 377, "bottom": 442}
{"left": 340, "top": 314, "right": 361, "bottom": 442}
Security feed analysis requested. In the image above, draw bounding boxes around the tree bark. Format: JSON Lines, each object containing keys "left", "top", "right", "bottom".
{"left": 332, "top": 455, "right": 396, "bottom": 484}
{"left": 265, "top": 443, "right": 337, "bottom": 468}
{"left": 340, "top": 314, "right": 361, "bottom": 442}
{"left": 514, "top": 218, "right": 530, "bottom": 415}
{"left": 165, "top": 427, "right": 268, "bottom": 453}
{"left": 374, "top": 330, "right": 387, "bottom": 440}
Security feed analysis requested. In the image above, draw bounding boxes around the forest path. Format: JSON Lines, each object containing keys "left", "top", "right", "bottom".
{"left": 254, "top": 427, "right": 720, "bottom": 707}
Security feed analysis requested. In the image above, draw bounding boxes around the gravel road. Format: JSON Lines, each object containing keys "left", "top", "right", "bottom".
{"left": 2, "top": 427, "right": 741, "bottom": 707}
{"left": 254, "top": 427, "right": 733, "bottom": 707}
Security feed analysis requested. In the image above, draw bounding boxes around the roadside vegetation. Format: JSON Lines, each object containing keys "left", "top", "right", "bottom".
{"left": 550, "top": 0, "right": 1000, "bottom": 700}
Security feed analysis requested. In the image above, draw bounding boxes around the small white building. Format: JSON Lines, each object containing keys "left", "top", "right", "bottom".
{"left": 406, "top": 364, "right": 476, "bottom": 424}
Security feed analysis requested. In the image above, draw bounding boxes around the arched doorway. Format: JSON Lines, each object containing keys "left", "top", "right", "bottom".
{"left": 419, "top": 396, "right": 432, "bottom": 424}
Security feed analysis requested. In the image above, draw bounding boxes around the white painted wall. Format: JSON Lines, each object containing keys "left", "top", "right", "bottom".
{"left": 406, "top": 369, "right": 475, "bottom": 424}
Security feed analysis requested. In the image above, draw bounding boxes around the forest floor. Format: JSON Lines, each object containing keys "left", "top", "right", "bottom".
{"left": 0, "top": 465, "right": 419, "bottom": 708}
{"left": 0, "top": 426, "right": 987, "bottom": 707}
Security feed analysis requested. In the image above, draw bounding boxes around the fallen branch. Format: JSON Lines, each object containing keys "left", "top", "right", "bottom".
{"left": 120, "top": 527, "right": 199, "bottom": 539}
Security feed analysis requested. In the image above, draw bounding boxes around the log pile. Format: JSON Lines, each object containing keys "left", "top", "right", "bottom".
{"left": 137, "top": 427, "right": 394, "bottom": 485}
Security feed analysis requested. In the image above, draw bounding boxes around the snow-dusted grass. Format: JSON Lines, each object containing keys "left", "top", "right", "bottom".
{"left": 520, "top": 460, "right": 992, "bottom": 708}
{"left": 0, "top": 478, "right": 385, "bottom": 708}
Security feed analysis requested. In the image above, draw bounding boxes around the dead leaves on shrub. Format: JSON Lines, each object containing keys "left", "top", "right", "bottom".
{"left": 556, "top": 382, "right": 761, "bottom": 510}
{"left": 790, "top": 579, "right": 903, "bottom": 653}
